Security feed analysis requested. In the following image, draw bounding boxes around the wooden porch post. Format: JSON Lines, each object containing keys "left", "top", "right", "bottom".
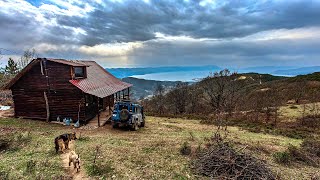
{"left": 44, "top": 91, "right": 50, "bottom": 122}
{"left": 127, "top": 87, "right": 130, "bottom": 99}
{"left": 97, "top": 97, "right": 100, "bottom": 127}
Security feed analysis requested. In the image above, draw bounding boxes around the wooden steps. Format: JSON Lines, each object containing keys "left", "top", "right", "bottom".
{"left": 87, "top": 110, "right": 112, "bottom": 127}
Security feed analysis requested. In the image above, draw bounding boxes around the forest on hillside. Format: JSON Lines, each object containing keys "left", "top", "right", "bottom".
{"left": 142, "top": 69, "right": 320, "bottom": 138}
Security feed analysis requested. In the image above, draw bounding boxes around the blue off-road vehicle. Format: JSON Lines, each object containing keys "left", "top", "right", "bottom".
{"left": 111, "top": 101, "right": 145, "bottom": 130}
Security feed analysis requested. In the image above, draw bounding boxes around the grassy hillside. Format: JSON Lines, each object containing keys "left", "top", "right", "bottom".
{"left": 122, "top": 77, "right": 183, "bottom": 99}
{"left": 289, "top": 72, "right": 320, "bottom": 82}
{"left": 0, "top": 115, "right": 319, "bottom": 179}
{"left": 122, "top": 73, "right": 286, "bottom": 100}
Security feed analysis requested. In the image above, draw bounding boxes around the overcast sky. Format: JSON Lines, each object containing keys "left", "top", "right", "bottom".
{"left": 0, "top": 0, "right": 319, "bottom": 68}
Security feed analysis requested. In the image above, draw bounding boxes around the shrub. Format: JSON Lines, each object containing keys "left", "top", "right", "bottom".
{"left": 180, "top": 142, "right": 191, "bottom": 155}
{"left": 287, "top": 145, "right": 317, "bottom": 166}
{"left": 298, "top": 115, "right": 320, "bottom": 128}
{"left": 86, "top": 161, "right": 114, "bottom": 176}
{"left": 273, "top": 151, "right": 291, "bottom": 164}
{"left": 301, "top": 137, "right": 320, "bottom": 157}
{"left": 274, "top": 142, "right": 320, "bottom": 167}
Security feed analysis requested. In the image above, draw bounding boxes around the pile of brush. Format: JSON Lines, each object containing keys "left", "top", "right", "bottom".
{"left": 193, "top": 135, "right": 275, "bottom": 180}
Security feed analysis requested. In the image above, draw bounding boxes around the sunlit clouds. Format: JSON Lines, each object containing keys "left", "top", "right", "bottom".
{"left": 0, "top": 0, "right": 320, "bottom": 67}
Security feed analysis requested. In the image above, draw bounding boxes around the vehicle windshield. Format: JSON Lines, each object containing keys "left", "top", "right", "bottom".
{"left": 115, "top": 104, "right": 129, "bottom": 111}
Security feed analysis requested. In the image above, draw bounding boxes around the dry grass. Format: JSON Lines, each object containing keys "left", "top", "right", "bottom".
{"left": 279, "top": 102, "right": 320, "bottom": 121}
{"left": 0, "top": 116, "right": 319, "bottom": 179}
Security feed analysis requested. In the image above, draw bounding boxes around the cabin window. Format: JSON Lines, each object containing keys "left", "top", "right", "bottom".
{"left": 74, "top": 67, "right": 85, "bottom": 78}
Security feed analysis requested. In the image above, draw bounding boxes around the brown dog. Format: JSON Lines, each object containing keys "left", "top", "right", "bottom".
{"left": 68, "top": 151, "right": 81, "bottom": 172}
{"left": 54, "top": 133, "right": 77, "bottom": 153}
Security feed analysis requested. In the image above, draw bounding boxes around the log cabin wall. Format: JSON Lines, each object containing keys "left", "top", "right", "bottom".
{"left": 11, "top": 60, "right": 86, "bottom": 121}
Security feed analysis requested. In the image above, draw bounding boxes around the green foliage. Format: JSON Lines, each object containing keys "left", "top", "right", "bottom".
{"left": 4, "top": 58, "right": 19, "bottom": 76}
{"left": 273, "top": 151, "right": 291, "bottom": 164}
{"left": 274, "top": 141, "right": 320, "bottom": 167}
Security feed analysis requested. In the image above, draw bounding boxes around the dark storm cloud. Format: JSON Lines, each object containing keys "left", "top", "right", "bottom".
{"left": 3, "top": 0, "right": 320, "bottom": 46}
{"left": 53, "top": 0, "right": 320, "bottom": 45}
{"left": 1, "top": 0, "right": 320, "bottom": 67}
{"left": 0, "top": 9, "right": 39, "bottom": 48}
{"left": 143, "top": 36, "right": 318, "bottom": 56}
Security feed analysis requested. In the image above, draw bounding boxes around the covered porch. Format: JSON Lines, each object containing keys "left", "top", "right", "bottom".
{"left": 86, "top": 87, "right": 130, "bottom": 127}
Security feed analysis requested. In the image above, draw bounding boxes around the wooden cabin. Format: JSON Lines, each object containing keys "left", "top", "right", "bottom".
{"left": 5, "top": 58, "right": 132, "bottom": 126}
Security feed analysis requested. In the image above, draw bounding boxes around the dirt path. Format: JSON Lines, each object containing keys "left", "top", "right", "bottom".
{"left": 60, "top": 140, "right": 90, "bottom": 180}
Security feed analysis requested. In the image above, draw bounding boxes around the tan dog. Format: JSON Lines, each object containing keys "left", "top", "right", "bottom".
{"left": 68, "top": 151, "right": 81, "bottom": 172}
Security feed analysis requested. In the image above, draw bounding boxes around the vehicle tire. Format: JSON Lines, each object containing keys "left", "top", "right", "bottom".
{"left": 112, "top": 123, "right": 119, "bottom": 128}
{"left": 120, "top": 109, "right": 129, "bottom": 120}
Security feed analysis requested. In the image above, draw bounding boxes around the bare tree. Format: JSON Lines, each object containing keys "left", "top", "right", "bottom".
{"left": 18, "top": 49, "right": 37, "bottom": 70}
{"left": 187, "top": 85, "right": 203, "bottom": 114}
{"left": 293, "top": 80, "right": 307, "bottom": 104}
{"left": 200, "top": 69, "right": 244, "bottom": 128}
{"left": 154, "top": 83, "right": 165, "bottom": 115}
{"left": 247, "top": 88, "right": 282, "bottom": 126}
{"left": 167, "top": 82, "right": 189, "bottom": 114}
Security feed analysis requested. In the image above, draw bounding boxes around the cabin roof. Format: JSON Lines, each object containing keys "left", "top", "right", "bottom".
{"left": 5, "top": 58, "right": 132, "bottom": 98}
{"left": 46, "top": 58, "right": 88, "bottom": 67}
{"left": 69, "top": 61, "right": 132, "bottom": 98}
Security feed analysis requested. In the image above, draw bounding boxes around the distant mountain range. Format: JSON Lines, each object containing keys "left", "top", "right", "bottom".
{"left": 238, "top": 66, "right": 297, "bottom": 74}
{"left": 106, "top": 65, "right": 320, "bottom": 80}
{"left": 123, "top": 72, "right": 320, "bottom": 100}
{"left": 121, "top": 73, "right": 287, "bottom": 100}
{"left": 273, "top": 66, "right": 320, "bottom": 76}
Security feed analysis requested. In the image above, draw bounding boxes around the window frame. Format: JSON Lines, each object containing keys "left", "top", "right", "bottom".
{"left": 73, "top": 66, "right": 86, "bottom": 79}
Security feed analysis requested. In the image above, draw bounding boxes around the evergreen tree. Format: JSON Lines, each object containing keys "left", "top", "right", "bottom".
{"left": 5, "top": 58, "right": 19, "bottom": 76}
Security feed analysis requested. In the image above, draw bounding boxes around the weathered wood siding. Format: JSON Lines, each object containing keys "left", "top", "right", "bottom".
{"left": 11, "top": 60, "right": 87, "bottom": 122}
